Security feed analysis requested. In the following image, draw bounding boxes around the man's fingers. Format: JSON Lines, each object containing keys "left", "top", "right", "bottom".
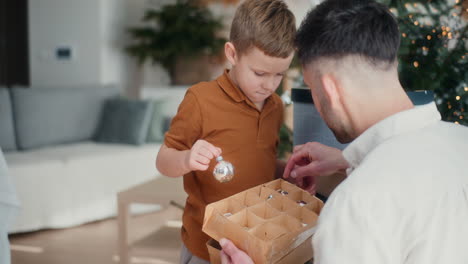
{"left": 283, "top": 149, "right": 310, "bottom": 179}
{"left": 293, "top": 144, "right": 304, "bottom": 152}
{"left": 291, "top": 162, "right": 321, "bottom": 179}
{"left": 220, "top": 238, "right": 239, "bottom": 256}
{"left": 283, "top": 159, "right": 294, "bottom": 179}
{"left": 302, "top": 175, "right": 317, "bottom": 195}
{"left": 220, "top": 238, "right": 254, "bottom": 264}
{"left": 305, "top": 183, "right": 317, "bottom": 195}
{"left": 283, "top": 154, "right": 300, "bottom": 178}
{"left": 220, "top": 250, "right": 231, "bottom": 264}
{"left": 295, "top": 177, "right": 304, "bottom": 188}
{"left": 301, "top": 175, "right": 316, "bottom": 190}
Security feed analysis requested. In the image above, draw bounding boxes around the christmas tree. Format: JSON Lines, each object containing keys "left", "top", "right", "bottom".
{"left": 381, "top": 0, "right": 468, "bottom": 125}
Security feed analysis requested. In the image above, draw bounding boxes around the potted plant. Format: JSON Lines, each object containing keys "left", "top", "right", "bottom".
{"left": 125, "top": 0, "right": 227, "bottom": 85}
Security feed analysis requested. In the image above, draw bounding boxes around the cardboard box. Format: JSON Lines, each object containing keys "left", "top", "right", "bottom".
{"left": 203, "top": 179, "right": 323, "bottom": 264}
{"left": 206, "top": 236, "right": 314, "bottom": 264}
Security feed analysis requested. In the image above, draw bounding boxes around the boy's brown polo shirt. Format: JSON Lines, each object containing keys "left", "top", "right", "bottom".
{"left": 164, "top": 70, "right": 283, "bottom": 260}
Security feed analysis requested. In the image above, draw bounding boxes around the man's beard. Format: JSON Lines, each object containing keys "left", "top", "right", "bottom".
{"left": 331, "top": 127, "right": 353, "bottom": 144}
{"left": 323, "top": 109, "right": 354, "bottom": 144}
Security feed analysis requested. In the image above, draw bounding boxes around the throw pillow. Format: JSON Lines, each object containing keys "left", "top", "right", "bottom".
{"left": 163, "top": 116, "right": 173, "bottom": 135}
{"left": 94, "top": 98, "right": 153, "bottom": 145}
{"left": 146, "top": 99, "right": 168, "bottom": 143}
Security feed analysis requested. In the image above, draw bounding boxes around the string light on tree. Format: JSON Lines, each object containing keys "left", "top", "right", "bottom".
{"left": 380, "top": 0, "right": 467, "bottom": 125}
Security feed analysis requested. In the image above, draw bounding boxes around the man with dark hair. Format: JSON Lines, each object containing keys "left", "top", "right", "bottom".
{"left": 219, "top": 0, "right": 468, "bottom": 263}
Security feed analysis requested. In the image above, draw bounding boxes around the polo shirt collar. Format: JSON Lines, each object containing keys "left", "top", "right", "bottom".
{"left": 343, "top": 102, "right": 441, "bottom": 170}
{"left": 217, "top": 70, "right": 246, "bottom": 103}
{"left": 217, "top": 69, "right": 279, "bottom": 112}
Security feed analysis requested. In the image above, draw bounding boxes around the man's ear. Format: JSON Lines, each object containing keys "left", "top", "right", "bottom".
{"left": 225, "top": 42, "right": 238, "bottom": 66}
{"left": 320, "top": 73, "right": 341, "bottom": 108}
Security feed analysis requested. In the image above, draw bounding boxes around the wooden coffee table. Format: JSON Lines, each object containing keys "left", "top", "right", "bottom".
{"left": 117, "top": 176, "right": 187, "bottom": 264}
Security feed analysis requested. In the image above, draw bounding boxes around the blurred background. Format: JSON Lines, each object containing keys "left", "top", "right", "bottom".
{"left": 0, "top": 0, "right": 466, "bottom": 263}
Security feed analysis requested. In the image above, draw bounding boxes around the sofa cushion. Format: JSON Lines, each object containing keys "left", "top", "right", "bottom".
{"left": 0, "top": 88, "right": 17, "bottom": 151}
{"left": 146, "top": 99, "right": 169, "bottom": 143}
{"left": 4, "top": 141, "right": 161, "bottom": 233}
{"left": 11, "top": 85, "right": 120, "bottom": 150}
{"left": 94, "top": 98, "right": 153, "bottom": 145}
{"left": 0, "top": 147, "right": 20, "bottom": 209}
{"left": 141, "top": 86, "right": 188, "bottom": 117}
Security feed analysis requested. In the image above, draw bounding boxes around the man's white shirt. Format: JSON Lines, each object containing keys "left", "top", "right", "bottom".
{"left": 313, "top": 103, "right": 468, "bottom": 264}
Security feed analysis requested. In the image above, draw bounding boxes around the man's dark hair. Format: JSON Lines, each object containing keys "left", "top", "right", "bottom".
{"left": 296, "top": 0, "right": 400, "bottom": 67}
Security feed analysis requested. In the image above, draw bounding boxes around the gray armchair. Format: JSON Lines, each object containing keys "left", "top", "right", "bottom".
{"left": 0, "top": 148, "right": 20, "bottom": 264}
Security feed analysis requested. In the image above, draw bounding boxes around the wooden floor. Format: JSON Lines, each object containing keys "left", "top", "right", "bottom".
{"left": 9, "top": 207, "right": 183, "bottom": 264}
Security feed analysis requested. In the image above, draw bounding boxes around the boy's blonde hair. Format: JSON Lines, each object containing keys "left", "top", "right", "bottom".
{"left": 230, "top": 0, "right": 296, "bottom": 58}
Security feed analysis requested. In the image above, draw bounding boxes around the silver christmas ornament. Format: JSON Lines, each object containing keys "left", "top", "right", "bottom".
{"left": 297, "top": 200, "right": 307, "bottom": 207}
{"left": 277, "top": 189, "right": 288, "bottom": 196}
{"left": 213, "top": 156, "right": 234, "bottom": 183}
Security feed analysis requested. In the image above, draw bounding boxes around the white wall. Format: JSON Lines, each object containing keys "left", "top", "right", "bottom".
{"left": 123, "top": 0, "right": 172, "bottom": 91}
{"left": 286, "top": 0, "right": 318, "bottom": 26}
{"left": 29, "top": 0, "right": 101, "bottom": 86}
{"left": 100, "top": 0, "right": 126, "bottom": 85}
{"left": 131, "top": 0, "right": 316, "bottom": 89}
{"left": 28, "top": 0, "right": 129, "bottom": 88}
{"left": 28, "top": 0, "right": 316, "bottom": 89}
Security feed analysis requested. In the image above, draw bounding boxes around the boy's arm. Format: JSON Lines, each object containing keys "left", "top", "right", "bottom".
{"left": 156, "top": 141, "right": 222, "bottom": 178}
{"left": 156, "top": 144, "right": 191, "bottom": 178}
{"left": 156, "top": 88, "right": 220, "bottom": 177}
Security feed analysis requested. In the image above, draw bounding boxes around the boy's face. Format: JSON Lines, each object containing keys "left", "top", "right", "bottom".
{"left": 228, "top": 45, "right": 293, "bottom": 105}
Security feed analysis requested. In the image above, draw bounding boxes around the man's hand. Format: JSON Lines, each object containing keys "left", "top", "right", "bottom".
{"left": 283, "top": 142, "right": 349, "bottom": 194}
{"left": 220, "top": 238, "right": 254, "bottom": 264}
{"left": 285, "top": 170, "right": 317, "bottom": 194}
{"left": 185, "top": 140, "right": 222, "bottom": 171}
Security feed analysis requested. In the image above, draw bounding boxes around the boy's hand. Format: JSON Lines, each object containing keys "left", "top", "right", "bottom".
{"left": 220, "top": 238, "right": 254, "bottom": 264}
{"left": 185, "top": 140, "right": 222, "bottom": 172}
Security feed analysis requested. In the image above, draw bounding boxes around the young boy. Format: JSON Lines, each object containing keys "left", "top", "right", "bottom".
{"left": 156, "top": 0, "right": 296, "bottom": 262}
